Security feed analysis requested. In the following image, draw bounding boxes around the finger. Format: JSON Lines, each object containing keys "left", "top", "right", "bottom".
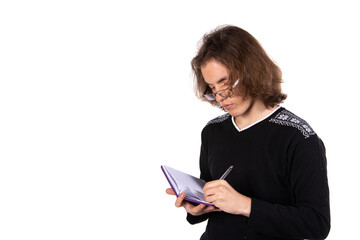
{"left": 203, "top": 205, "right": 221, "bottom": 213}
{"left": 185, "top": 203, "right": 206, "bottom": 216}
{"left": 203, "top": 180, "right": 226, "bottom": 191}
{"left": 191, "top": 203, "right": 206, "bottom": 212}
{"left": 175, "top": 192, "right": 186, "bottom": 208}
{"left": 197, "top": 205, "right": 222, "bottom": 215}
{"left": 204, "top": 194, "right": 218, "bottom": 204}
{"left": 203, "top": 185, "right": 218, "bottom": 198}
{"left": 166, "top": 188, "right": 175, "bottom": 195}
{"left": 205, "top": 206, "right": 222, "bottom": 213}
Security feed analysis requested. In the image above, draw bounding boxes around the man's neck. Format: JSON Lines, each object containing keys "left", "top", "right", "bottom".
{"left": 234, "top": 100, "right": 278, "bottom": 130}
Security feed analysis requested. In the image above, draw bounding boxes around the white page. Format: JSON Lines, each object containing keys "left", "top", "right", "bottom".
{"left": 162, "top": 165, "right": 207, "bottom": 202}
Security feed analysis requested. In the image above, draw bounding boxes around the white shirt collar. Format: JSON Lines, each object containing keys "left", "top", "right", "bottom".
{"left": 231, "top": 106, "right": 281, "bottom": 132}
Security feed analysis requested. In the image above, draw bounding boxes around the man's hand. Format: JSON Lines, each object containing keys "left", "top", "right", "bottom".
{"left": 203, "top": 180, "right": 251, "bottom": 217}
{"left": 165, "top": 188, "right": 221, "bottom": 216}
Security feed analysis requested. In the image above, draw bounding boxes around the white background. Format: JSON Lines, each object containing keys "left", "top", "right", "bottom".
{"left": 1, "top": 0, "right": 359, "bottom": 239}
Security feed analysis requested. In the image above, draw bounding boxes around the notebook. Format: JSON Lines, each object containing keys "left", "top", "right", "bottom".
{"left": 161, "top": 165, "right": 214, "bottom": 206}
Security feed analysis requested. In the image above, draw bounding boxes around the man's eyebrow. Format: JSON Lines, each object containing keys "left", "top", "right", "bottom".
{"left": 217, "top": 77, "right": 228, "bottom": 83}
{"left": 205, "top": 77, "right": 228, "bottom": 85}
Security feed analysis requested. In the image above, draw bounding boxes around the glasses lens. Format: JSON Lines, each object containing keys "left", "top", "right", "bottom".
{"left": 218, "top": 89, "right": 232, "bottom": 98}
{"left": 203, "top": 93, "right": 216, "bottom": 101}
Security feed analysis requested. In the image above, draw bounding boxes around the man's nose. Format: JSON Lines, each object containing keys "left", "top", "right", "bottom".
{"left": 215, "top": 93, "right": 227, "bottom": 102}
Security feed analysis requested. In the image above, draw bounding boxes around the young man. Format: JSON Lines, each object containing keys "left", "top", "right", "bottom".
{"left": 166, "top": 25, "right": 330, "bottom": 240}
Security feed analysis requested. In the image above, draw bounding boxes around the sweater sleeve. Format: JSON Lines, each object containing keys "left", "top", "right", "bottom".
{"left": 186, "top": 128, "right": 212, "bottom": 225}
{"left": 247, "top": 136, "right": 331, "bottom": 239}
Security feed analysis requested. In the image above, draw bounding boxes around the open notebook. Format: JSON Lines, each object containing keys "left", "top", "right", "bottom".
{"left": 161, "top": 165, "right": 214, "bottom": 206}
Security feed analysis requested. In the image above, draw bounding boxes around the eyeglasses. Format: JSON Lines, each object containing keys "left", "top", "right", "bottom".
{"left": 202, "top": 79, "right": 239, "bottom": 101}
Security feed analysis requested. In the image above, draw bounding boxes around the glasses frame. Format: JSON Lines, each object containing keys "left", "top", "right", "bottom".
{"left": 202, "top": 79, "right": 239, "bottom": 101}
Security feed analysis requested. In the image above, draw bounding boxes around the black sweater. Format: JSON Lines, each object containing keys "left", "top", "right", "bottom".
{"left": 187, "top": 107, "right": 330, "bottom": 240}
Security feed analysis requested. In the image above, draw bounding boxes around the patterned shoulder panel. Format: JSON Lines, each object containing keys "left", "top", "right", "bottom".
{"left": 269, "top": 109, "right": 316, "bottom": 139}
{"left": 206, "top": 113, "right": 231, "bottom": 126}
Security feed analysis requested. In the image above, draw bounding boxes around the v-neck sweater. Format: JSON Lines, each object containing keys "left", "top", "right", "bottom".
{"left": 187, "top": 107, "right": 330, "bottom": 240}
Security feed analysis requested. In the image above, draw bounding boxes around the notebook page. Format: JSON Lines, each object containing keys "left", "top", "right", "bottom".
{"left": 163, "top": 166, "right": 206, "bottom": 199}
{"left": 162, "top": 166, "right": 180, "bottom": 195}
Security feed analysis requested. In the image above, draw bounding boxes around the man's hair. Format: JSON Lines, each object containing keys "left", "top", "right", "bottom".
{"left": 191, "top": 25, "right": 287, "bottom": 108}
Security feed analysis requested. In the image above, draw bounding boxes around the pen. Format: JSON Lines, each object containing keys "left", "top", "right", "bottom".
{"left": 220, "top": 165, "right": 233, "bottom": 180}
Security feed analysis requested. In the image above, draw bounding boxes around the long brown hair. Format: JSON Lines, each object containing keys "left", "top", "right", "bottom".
{"left": 191, "top": 25, "right": 287, "bottom": 108}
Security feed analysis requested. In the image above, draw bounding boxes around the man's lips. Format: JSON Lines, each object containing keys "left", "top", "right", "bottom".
{"left": 222, "top": 104, "right": 232, "bottom": 110}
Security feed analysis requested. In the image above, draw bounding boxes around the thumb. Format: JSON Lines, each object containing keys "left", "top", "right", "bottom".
{"left": 166, "top": 188, "right": 176, "bottom": 195}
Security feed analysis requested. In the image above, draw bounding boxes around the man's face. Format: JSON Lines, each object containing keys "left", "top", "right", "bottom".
{"left": 201, "top": 60, "right": 253, "bottom": 118}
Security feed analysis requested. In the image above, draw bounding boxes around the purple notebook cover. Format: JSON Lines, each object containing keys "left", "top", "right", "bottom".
{"left": 161, "top": 165, "right": 214, "bottom": 207}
